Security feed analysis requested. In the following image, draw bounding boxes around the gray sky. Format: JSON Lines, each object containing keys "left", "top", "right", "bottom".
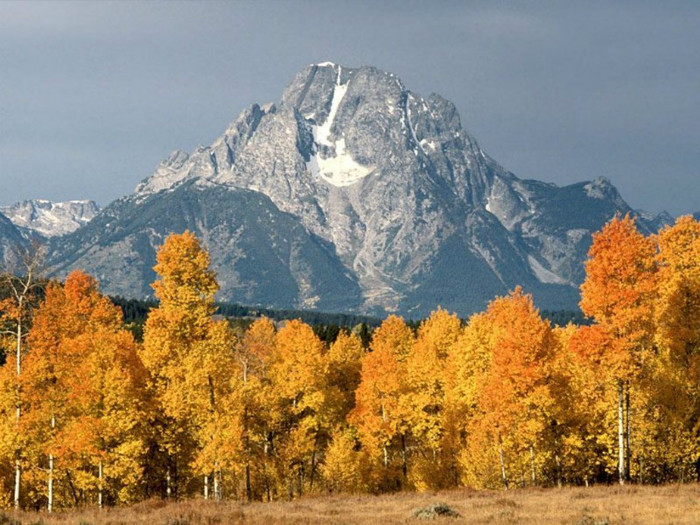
{"left": 1, "top": 1, "right": 698, "bottom": 215}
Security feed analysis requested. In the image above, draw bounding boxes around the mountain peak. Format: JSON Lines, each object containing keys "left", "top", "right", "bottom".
{"left": 42, "top": 62, "right": 670, "bottom": 316}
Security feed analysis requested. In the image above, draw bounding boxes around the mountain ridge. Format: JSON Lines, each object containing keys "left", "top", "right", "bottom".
{"left": 0, "top": 199, "right": 100, "bottom": 238}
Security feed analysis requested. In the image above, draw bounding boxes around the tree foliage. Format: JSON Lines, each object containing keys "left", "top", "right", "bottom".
{"left": 2, "top": 218, "right": 700, "bottom": 507}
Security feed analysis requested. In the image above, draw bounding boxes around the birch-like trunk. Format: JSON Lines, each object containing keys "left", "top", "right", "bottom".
{"left": 98, "top": 460, "right": 103, "bottom": 509}
{"left": 48, "top": 413, "right": 55, "bottom": 513}
{"left": 14, "top": 317, "right": 22, "bottom": 510}
{"left": 529, "top": 443, "right": 536, "bottom": 486}
{"left": 381, "top": 403, "right": 389, "bottom": 468}
{"left": 498, "top": 433, "right": 508, "bottom": 490}
{"left": 47, "top": 455, "right": 53, "bottom": 512}
{"left": 618, "top": 379, "right": 626, "bottom": 485}
{"left": 204, "top": 475, "right": 209, "bottom": 500}
{"left": 214, "top": 469, "right": 221, "bottom": 501}
{"left": 625, "top": 380, "right": 631, "bottom": 482}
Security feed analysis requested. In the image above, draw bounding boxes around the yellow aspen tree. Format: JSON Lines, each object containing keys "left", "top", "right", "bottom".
{"left": 321, "top": 331, "right": 368, "bottom": 494}
{"left": 235, "top": 317, "right": 276, "bottom": 501}
{"left": 444, "top": 310, "right": 495, "bottom": 487}
{"left": 268, "top": 320, "right": 327, "bottom": 498}
{"left": 321, "top": 428, "right": 375, "bottom": 494}
{"left": 655, "top": 216, "right": 700, "bottom": 368}
{"left": 646, "top": 216, "right": 700, "bottom": 480}
{"left": 556, "top": 324, "right": 618, "bottom": 484}
{"left": 188, "top": 318, "right": 236, "bottom": 501}
{"left": 404, "top": 308, "right": 461, "bottom": 490}
{"left": 325, "top": 330, "right": 364, "bottom": 424}
{"left": 580, "top": 214, "right": 657, "bottom": 484}
{"left": 70, "top": 327, "right": 148, "bottom": 506}
{"left": 141, "top": 231, "right": 222, "bottom": 498}
{"left": 351, "top": 315, "right": 414, "bottom": 490}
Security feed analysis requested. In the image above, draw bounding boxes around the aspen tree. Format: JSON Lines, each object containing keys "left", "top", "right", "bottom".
{"left": 235, "top": 317, "right": 276, "bottom": 501}
{"left": 0, "top": 243, "right": 44, "bottom": 509}
{"left": 404, "top": 308, "right": 461, "bottom": 490}
{"left": 268, "top": 320, "right": 327, "bottom": 497}
{"left": 352, "top": 316, "right": 413, "bottom": 490}
{"left": 647, "top": 216, "right": 700, "bottom": 480}
{"left": 23, "top": 271, "right": 147, "bottom": 508}
{"left": 456, "top": 289, "right": 556, "bottom": 489}
{"left": 580, "top": 214, "right": 657, "bottom": 483}
{"left": 141, "top": 231, "right": 221, "bottom": 498}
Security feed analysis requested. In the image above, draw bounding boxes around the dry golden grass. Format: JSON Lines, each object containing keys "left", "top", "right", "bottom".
{"left": 4, "top": 484, "right": 699, "bottom": 524}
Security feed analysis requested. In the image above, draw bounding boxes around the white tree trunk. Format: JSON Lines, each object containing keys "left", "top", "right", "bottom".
{"left": 498, "top": 433, "right": 508, "bottom": 490}
{"left": 204, "top": 475, "right": 209, "bottom": 499}
{"left": 48, "top": 413, "right": 55, "bottom": 512}
{"left": 47, "top": 452, "right": 53, "bottom": 513}
{"left": 14, "top": 319, "right": 22, "bottom": 510}
{"left": 98, "top": 460, "right": 103, "bottom": 509}
{"left": 618, "top": 379, "right": 626, "bottom": 485}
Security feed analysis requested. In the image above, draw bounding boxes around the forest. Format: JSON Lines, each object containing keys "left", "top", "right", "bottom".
{"left": 0, "top": 213, "right": 698, "bottom": 511}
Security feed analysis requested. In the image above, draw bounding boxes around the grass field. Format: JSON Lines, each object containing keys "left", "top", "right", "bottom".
{"left": 4, "top": 485, "right": 699, "bottom": 524}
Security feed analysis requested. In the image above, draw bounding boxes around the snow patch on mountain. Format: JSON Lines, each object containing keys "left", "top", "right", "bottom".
{"left": 305, "top": 66, "right": 374, "bottom": 187}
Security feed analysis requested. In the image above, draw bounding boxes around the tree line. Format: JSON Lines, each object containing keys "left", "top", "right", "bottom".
{"left": 0, "top": 214, "right": 699, "bottom": 510}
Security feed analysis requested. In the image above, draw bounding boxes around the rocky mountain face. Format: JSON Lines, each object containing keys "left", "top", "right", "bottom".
{"left": 0, "top": 211, "right": 26, "bottom": 266}
{"left": 42, "top": 63, "right": 672, "bottom": 316}
{"left": 1, "top": 199, "right": 100, "bottom": 238}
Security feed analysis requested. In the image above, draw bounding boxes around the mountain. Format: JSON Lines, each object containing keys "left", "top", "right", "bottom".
{"left": 47, "top": 62, "right": 672, "bottom": 317}
{"left": 0, "top": 211, "right": 27, "bottom": 266}
{"left": 0, "top": 199, "right": 100, "bottom": 238}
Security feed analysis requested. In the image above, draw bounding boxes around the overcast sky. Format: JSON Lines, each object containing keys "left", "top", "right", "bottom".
{"left": 1, "top": 1, "right": 698, "bottom": 215}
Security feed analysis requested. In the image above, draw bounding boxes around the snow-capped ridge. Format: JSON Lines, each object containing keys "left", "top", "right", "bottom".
{"left": 1, "top": 199, "right": 100, "bottom": 237}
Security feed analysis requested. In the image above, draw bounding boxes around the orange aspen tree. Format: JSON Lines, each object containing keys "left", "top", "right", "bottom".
{"left": 23, "top": 271, "right": 147, "bottom": 508}
{"left": 458, "top": 289, "right": 556, "bottom": 489}
{"left": 141, "top": 231, "right": 227, "bottom": 498}
{"left": 22, "top": 279, "right": 73, "bottom": 510}
{"left": 580, "top": 214, "right": 657, "bottom": 484}
{"left": 352, "top": 315, "right": 414, "bottom": 490}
